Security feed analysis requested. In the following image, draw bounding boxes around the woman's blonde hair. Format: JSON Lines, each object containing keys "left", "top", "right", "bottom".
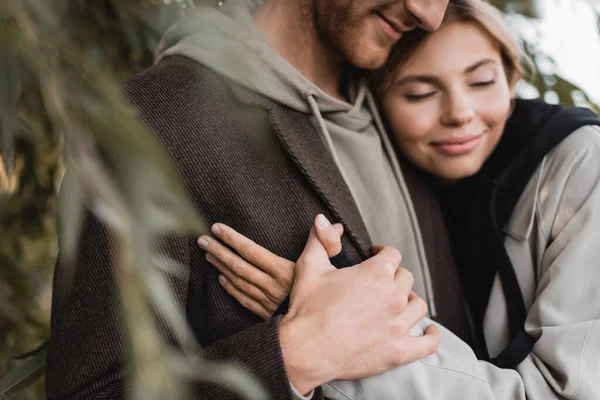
{"left": 374, "top": 0, "right": 526, "bottom": 92}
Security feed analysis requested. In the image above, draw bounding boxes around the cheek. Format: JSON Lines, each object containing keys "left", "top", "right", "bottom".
{"left": 476, "top": 83, "right": 512, "bottom": 124}
{"left": 382, "top": 95, "right": 439, "bottom": 147}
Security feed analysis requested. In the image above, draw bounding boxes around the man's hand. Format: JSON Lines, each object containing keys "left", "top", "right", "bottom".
{"left": 279, "top": 228, "right": 440, "bottom": 394}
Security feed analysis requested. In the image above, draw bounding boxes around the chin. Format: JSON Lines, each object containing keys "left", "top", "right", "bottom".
{"left": 344, "top": 40, "right": 391, "bottom": 70}
{"left": 440, "top": 165, "right": 482, "bottom": 182}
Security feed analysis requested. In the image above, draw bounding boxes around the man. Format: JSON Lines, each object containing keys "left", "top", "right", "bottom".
{"left": 46, "top": 0, "right": 462, "bottom": 399}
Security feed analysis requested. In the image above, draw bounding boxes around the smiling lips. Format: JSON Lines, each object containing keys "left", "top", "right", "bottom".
{"left": 430, "top": 134, "right": 484, "bottom": 156}
{"left": 376, "top": 12, "right": 405, "bottom": 40}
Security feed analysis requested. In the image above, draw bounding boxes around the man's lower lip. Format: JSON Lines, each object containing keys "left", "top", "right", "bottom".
{"left": 376, "top": 14, "right": 402, "bottom": 40}
{"left": 431, "top": 136, "right": 482, "bottom": 155}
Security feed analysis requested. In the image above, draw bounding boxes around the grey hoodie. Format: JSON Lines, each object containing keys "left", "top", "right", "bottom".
{"left": 155, "top": 0, "right": 435, "bottom": 314}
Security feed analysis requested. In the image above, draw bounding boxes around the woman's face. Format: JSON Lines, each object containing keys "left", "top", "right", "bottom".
{"left": 380, "top": 21, "right": 513, "bottom": 182}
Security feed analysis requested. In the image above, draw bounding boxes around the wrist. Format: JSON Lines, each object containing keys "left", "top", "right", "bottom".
{"left": 279, "top": 314, "right": 332, "bottom": 394}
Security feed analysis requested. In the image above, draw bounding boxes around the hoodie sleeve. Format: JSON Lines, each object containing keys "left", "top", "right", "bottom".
{"left": 321, "top": 125, "right": 600, "bottom": 400}
{"left": 45, "top": 204, "right": 317, "bottom": 400}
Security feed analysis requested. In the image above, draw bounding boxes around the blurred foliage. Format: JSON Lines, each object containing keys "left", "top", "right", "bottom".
{"left": 0, "top": 0, "right": 262, "bottom": 399}
{"left": 495, "top": 0, "right": 600, "bottom": 113}
{"left": 0, "top": 0, "right": 598, "bottom": 399}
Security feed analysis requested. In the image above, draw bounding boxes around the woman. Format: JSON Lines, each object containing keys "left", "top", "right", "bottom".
{"left": 197, "top": 0, "right": 600, "bottom": 398}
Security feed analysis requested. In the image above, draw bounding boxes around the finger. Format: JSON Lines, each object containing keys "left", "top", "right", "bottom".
{"left": 199, "top": 235, "right": 273, "bottom": 290}
{"left": 363, "top": 245, "right": 402, "bottom": 276}
{"left": 218, "top": 275, "right": 272, "bottom": 320}
{"left": 394, "top": 267, "right": 415, "bottom": 294}
{"left": 314, "top": 215, "right": 343, "bottom": 258}
{"left": 396, "top": 324, "right": 440, "bottom": 364}
{"left": 206, "top": 253, "right": 279, "bottom": 310}
{"left": 334, "top": 223, "right": 344, "bottom": 236}
{"left": 295, "top": 228, "right": 334, "bottom": 280}
{"left": 210, "top": 223, "right": 288, "bottom": 276}
{"left": 395, "top": 292, "right": 429, "bottom": 333}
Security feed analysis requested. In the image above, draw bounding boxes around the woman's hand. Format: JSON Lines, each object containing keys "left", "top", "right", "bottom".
{"left": 197, "top": 214, "right": 344, "bottom": 319}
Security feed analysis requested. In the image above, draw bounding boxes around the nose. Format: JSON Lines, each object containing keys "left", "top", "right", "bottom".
{"left": 441, "top": 89, "right": 475, "bottom": 126}
{"left": 405, "top": 0, "right": 449, "bottom": 31}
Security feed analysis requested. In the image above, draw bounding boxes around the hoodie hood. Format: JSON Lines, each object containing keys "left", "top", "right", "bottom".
{"left": 155, "top": 0, "right": 371, "bottom": 126}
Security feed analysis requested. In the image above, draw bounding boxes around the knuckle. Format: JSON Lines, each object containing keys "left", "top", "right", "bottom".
{"left": 373, "top": 262, "right": 395, "bottom": 279}
{"left": 414, "top": 296, "right": 428, "bottom": 317}
{"left": 427, "top": 339, "right": 440, "bottom": 355}
{"left": 416, "top": 340, "right": 439, "bottom": 359}
{"left": 388, "top": 292, "right": 408, "bottom": 312}
{"left": 235, "top": 278, "right": 248, "bottom": 290}
{"left": 239, "top": 296, "right": 252, "bottom": 309}
{"left": 384, "top": 261, "right": 398, "bottom": 275}
{"left": 398, "top": 268, "right": 414, "bottom": 286}
{"left": 220, "top": 228, "right": 233, "bottom": 242}
{"left": 282, "top": 271, "right": 294, "bottom": 287}
{"left": 273, "top": 266, "right": 291, "bottom": 284}
{"left": 242, "top": 297, "right": 253, "bottom": 310}
{"left": 241, "top": 242, "right": 258, "bottom": 260}
{"left": 390, "top": 247, "right": 402, "bottom": 261}
{"left": 275, "top": 285, "right": 290, "bottom": 301}
{"left": 275, "top": 272, "right": 290, "bottom": 286}
{"left": 268, "top": 281, "right": 284, "bottom": 300}
{"left": 264, "top": 282, "right": 279, "bottom": 301}
{"left": 395, "top": 292, "right": 409, "bottom": 310}
{"left": 231, "top": 260, "right": 245, "bottom": 276}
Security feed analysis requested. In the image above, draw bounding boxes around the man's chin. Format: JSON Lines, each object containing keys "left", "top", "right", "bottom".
{"left": 345, "top": 45, "right": 391, "bottom": 70}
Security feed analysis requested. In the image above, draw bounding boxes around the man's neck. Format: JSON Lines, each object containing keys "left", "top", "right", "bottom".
{"left": 253, "top": 0, "right": 348, "bottom": 102}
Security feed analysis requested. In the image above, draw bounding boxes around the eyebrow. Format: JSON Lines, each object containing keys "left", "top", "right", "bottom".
{"left": 465, "top": 58, "right": 498, "bottom": 73}
{"left": 395, "top": 58, "right": 500, "bottom": 86}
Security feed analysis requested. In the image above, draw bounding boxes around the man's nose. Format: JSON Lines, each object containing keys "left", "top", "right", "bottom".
{"left": 405, "top": 0, "right": 449, "bottom": 31}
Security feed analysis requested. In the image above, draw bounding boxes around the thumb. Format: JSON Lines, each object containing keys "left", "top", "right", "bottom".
{"left": 314, "top": 214, "right": 343, "bottom": 258}
{"left": 295, "top": 227, "right": 335, "bottom": 282}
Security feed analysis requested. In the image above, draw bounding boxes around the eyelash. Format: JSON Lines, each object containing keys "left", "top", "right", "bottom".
{"left": 404, "top": 80, "right": 497, "bottom": 101}
{"left": 404, "top": 92, "right": 436, "bottom": 101}
{"left": 470, "top": 79, "right": 496, "bottom": 87}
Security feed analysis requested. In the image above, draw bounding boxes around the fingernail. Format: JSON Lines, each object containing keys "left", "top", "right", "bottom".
{"left": 197, "top": 237, "right": 209, "bottom": 249}
{"left": 316, "top": 214, "right": 330, "bottom": 228}
{"left": 218, "top": 275, "right": 227, "bottom": 286}
{"left": 206, "top": 253, "right": 215, "bottom": 263}
{"left": 211, "top": 224, "right": 221, "bottom": 235}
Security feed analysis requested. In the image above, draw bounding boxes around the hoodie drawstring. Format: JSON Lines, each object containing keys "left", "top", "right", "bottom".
{"left": 365, "top": 91, "right": 437, "bottom": 318}
{"left": 306, "top": 89, "right": 437, "bottom": 319}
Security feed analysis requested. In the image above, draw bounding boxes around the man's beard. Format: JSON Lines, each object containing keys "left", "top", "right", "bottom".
{"left": 311, "top": 0, "right": 362, "bottom": 60}
{"left": 311, "top": 0, "right": 398, "bottom": 69}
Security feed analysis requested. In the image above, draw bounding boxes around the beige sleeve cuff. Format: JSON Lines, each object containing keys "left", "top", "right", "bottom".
{"left": 290, "top": 381, "right": 315, "bottom": 400}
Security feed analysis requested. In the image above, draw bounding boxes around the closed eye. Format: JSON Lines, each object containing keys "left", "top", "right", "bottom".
{"left": 470, "top": 80, "right": 496, "bottom": 87}
{"left": 405, "top": 92, "right": 436, "bottom": 101}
